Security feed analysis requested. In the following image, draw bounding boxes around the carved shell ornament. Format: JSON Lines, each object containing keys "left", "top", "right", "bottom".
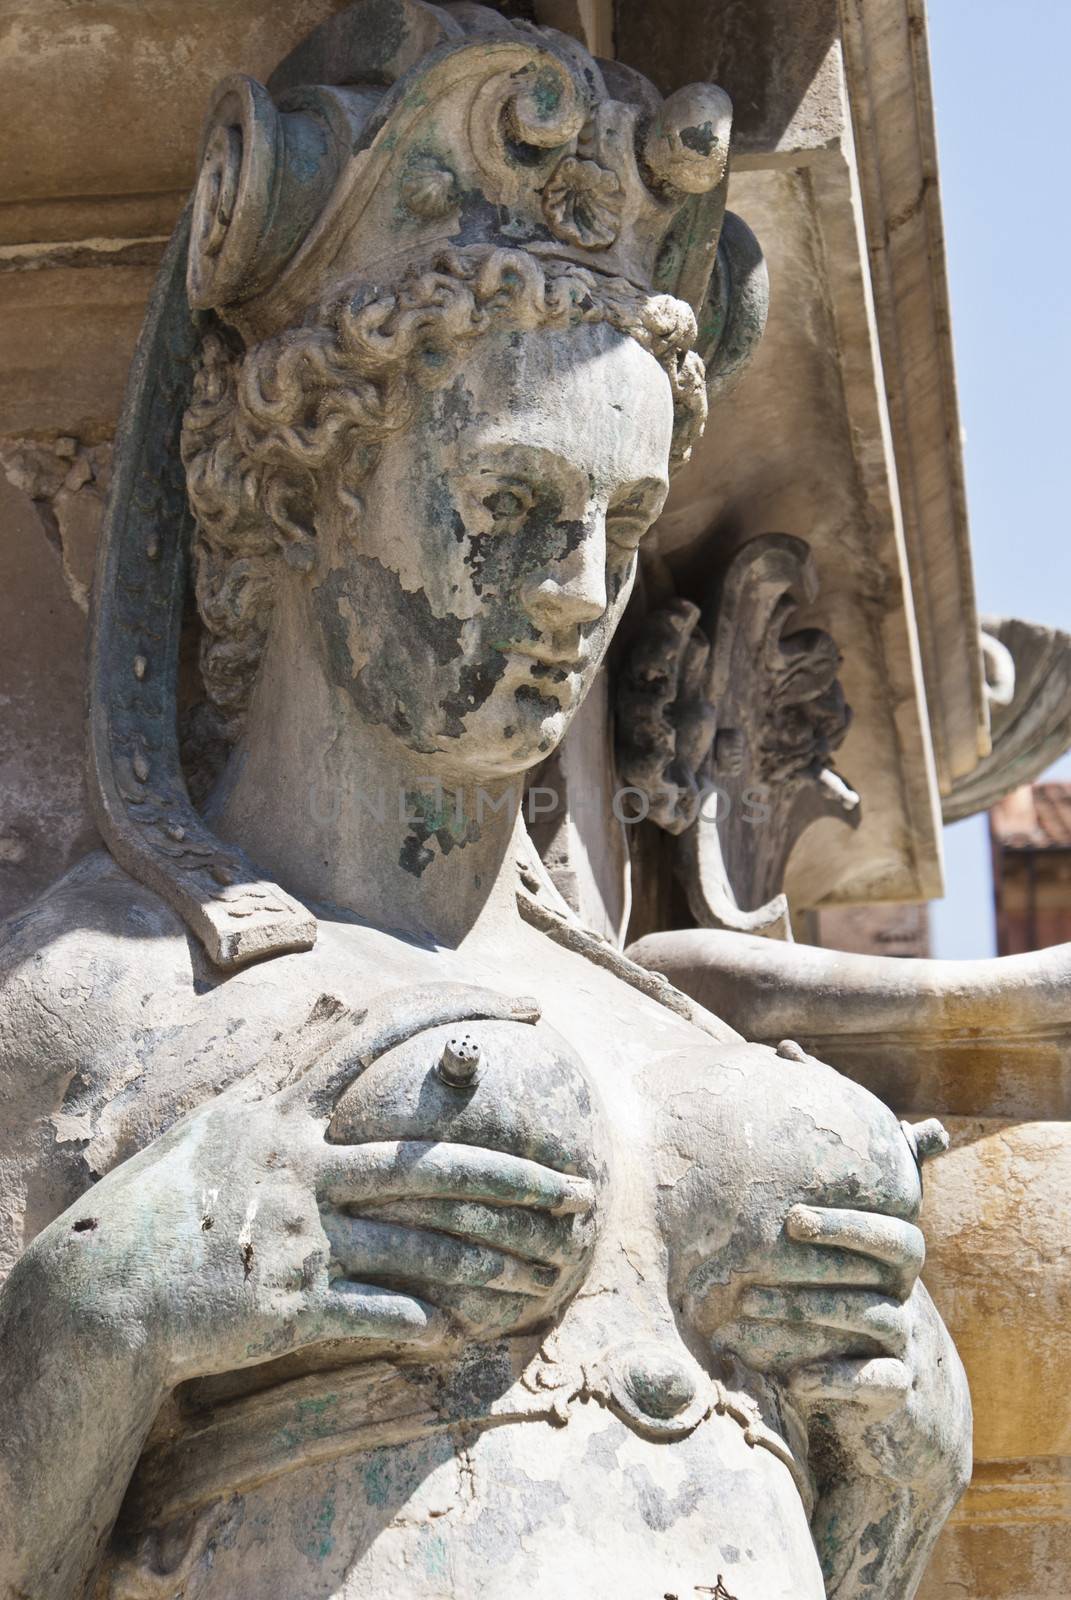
{"left": 399, "top": 163, "right": 459, "bottom": 221}
{"left": 86, "top": 0, "right": 768, "bottom": 969}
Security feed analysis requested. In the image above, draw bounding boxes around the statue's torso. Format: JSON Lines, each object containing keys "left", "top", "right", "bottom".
{"left": 2, "top": 854, "right": 909, "bottom": 1599}
{"left": 101, "top": 1386, "right": 824, "bottom": 1599}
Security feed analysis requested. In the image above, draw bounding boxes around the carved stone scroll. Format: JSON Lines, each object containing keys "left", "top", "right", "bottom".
{"left": 86, "top": 215, "right": 319, "bottom": 969}
{"left": 616, "top": 533, "right": 859, "bottom": 939}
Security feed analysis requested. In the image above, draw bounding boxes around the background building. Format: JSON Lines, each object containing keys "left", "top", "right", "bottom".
{"left": 992, "top": 785, "right": 1071, "bottom": 956}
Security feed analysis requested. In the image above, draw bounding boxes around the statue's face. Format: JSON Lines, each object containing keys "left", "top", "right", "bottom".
{"left": 313, "top": 322, "right": 673, "bottom": 774}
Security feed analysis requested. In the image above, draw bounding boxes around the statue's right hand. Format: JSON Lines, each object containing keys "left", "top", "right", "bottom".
{"left": 31, "top": 1066, "right": 448, "bottom": 1386}
{"left": 27, "top": 986, "right": 576, "bottom": 1386}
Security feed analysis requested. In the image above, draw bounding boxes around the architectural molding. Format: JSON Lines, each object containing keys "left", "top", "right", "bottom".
{"left": 838, "top": 0, "right": 988, "bottom": 790}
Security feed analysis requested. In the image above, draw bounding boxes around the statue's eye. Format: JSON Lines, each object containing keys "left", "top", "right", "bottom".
{"left": 605, "top": 513, "right": 647, "bottom": 562}
{"left": 483, "top": 486, "right": 532, "bottom": 523}
{"left": 605, "top": 484, "right": 665, "bottom": 567}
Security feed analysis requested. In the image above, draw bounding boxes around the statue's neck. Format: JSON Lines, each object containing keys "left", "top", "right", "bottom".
{"left": 210, "top": 615, "right": 527, "bottom": 950}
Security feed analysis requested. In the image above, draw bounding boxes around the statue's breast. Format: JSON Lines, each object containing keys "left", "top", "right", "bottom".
{"left": 326, "top": 1015, "right": 606, "bottom": 1186}
{"left": 325, "top": 1014, "right": 608, "bottom": 1338}
{"left": 647, "top": 1038, "right": 924, "bottom": 1340}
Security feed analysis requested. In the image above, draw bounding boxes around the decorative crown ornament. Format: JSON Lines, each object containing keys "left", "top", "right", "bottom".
{"left": 87, "top": 0, "right": 769, "bottom": 970}
{"left": 185, "top": 1, "right": 740, "bottom": 340}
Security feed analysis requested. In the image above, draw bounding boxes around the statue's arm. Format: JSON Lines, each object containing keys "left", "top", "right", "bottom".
{"left": 709, "top": 1208, "right": 971, "bottom": 1600}
{"left": 0, "top": 1067, "right": 448, "bottom": 1598}
{"left": 803, "top": 1282, "right": 972, "bottom": 1600}
{"left": 0, "top": 1074, "right": 450, "bottom": 1599}
{"left": 0, "top": 1238, "right": 170, "bottom": 1598}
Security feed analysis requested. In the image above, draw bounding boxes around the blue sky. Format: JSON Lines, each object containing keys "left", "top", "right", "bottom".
{"left": 925, "top": 0, "right": 1071, "bottom": 957}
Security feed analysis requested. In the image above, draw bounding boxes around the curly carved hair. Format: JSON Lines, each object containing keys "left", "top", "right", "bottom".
{"left": 180, "top": 246, "right": 707, "bottom": 744}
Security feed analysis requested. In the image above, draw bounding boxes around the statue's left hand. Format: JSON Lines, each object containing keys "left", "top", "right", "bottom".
{"left": 713, "top": 1201, "right": 928, "bottom": 1423}
{"left": 706, "top": 1200, "right": 971, "bottom": 1598}
{"left": 313, "top": 1141, "right": 596, "bottom": 1339}
{"left": 710, "top": 1200, "right": 969, "bottom": 1471}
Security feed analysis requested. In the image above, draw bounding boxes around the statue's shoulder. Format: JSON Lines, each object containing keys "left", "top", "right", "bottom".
{"left": 0, "top": 850, "right": 197, "bottom": 1083}
{"left": 0, "top": 852, "right": 203, "bottom": 1264}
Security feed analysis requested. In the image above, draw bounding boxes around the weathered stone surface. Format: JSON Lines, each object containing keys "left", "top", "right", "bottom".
{"left": 0, "top": 471, "right": 99, "bottom": 916}
{"left": 0, "top": 436, "right": 113, "bottom": 915}
{"left": 526, "top": 668, "right": 632, "bottom": 943}
{"left": 919, "top": 1118, "right": 1071, "bottom": 1596}
{"left": 0, "top": 436, "right": 112, "bottom": 613}
{"left": 0, "top": 3, "right": 355, "bottom": 230}
{"left": 922, "top": 1118, "right": 1070, "bottom": 1464}
{"left": 614, "top": 0, "right": 846, "bottom": 164}
{"left": 0, "top": 8, "right": 970, "bottom": 1599}
{"left": 812, "top": 900, "right": 931, "bottom": 959}
{"left": 0, "top": 264, "right": 157, "bottom": 438}
{"left": 919, "top": 1458, "right": 1071, "bottom": 1600}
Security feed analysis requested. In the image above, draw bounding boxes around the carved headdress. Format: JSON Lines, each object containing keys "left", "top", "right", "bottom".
{"left": 88, "top": 0, "right": 768, "bottom": 968}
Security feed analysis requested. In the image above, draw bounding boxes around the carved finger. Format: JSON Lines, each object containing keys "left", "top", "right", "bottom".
{"left": 787, "top": 1355, "right": 911, "bottom": 1417}
{"left": 317, "top": 1140, "right": 593, "bottom": 1216}
{"left": 786, "top": 1206, "right": 925, "bottom": 1279}
{"left": 279, "top": 983, "right": 540, "bottom": 1113}
{"left": 738, "top": 1287, "right": 909, "bottom": 1358}
{"left": 354, "top": 1197, "right": 576, "bottom": 1266}
{"left": 758, "top": 1240, "right": 900, "bottom": 1292}
{"left": 715, "top": 1317, "right": 855, "bottom": 1372}
{"left": 289, "top": 1281, "right": 448, "bottom": 1350}
{"left": 322, "top": 1215, "right": 560, "bottom": 1298}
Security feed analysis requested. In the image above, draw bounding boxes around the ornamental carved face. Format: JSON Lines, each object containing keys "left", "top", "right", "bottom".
{"left": 310, "top": 322, "right": 672, "bottom": 774}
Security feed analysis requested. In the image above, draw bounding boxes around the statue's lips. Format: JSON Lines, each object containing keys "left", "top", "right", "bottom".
{"left": 508, "top": 639, "right": 590, "bottom": 670}
{"left": 497, "top": 645, "right": 590, "bottom": 699}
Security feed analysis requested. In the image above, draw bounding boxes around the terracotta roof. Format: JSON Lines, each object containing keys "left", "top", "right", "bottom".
{"left": 991, "top": 783, "right": 1071, "bottom": 849}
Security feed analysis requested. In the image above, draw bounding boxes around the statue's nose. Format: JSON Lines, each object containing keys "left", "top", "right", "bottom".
{"left": 520, "top": 516, "right": 607, "bottom": 629}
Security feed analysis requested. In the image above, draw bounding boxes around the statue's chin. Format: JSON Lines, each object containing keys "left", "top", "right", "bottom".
{"left": 510, "top": 678, "right": 585, "bottom": 752}
{"left": 494, "top": 705, "right": 573, "bottom": 776}
{"left": 407, "top": 689, "right": 578, "bottom": 777}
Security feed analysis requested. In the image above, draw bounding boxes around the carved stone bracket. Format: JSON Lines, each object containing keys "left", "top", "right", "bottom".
{"left": 616, "top": 534, "right": 859, "bottom": 939}
{"left": 615, "top": 598, "right": 716, "bottom": 834}
{"left": 943, "top": 614, "right": 1071, "bottom": 823}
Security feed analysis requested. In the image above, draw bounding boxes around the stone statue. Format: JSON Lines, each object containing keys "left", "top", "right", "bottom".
{"left": 0, "top": 6, "right": 970, "bottom": 1597}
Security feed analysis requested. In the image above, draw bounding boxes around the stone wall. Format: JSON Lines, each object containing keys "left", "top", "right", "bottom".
{"left": 0, "top": 441, "right": 110, "bottom": 911}
{"left": 0, "top": 1, "right": 360, "bottom": 917}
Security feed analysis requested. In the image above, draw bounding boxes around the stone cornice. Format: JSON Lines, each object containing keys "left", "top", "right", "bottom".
{"left": 839, "top": 0, "right": 988, "bottom": 791}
